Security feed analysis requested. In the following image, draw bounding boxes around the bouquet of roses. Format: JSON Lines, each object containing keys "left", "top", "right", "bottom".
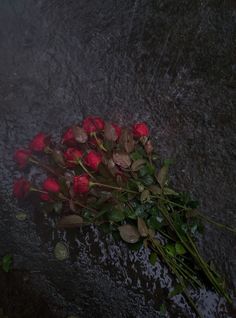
{"left": 13, "top": 116, "right": 233, "bottom": 317}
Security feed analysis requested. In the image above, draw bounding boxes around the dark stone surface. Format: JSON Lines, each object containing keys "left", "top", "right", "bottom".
{"left": 0, "top": 0, "right": 235, "bottom": 317}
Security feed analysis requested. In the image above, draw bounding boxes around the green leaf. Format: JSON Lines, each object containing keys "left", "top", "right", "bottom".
{"left": 54, "top": 242, "right": 69, "bottom": 261}
{"left": 149, "top": 252, "right": 158, "bottom": 266}
{"left": 2, "top": 254, "right": 13, "bottom": 273}
{"left": 130, "top": 151, "right": 143, "bottom": 161}
{"left": 147, "top": 216, "right": 163, "bottom": 230}
{"left": 108, "top": 209, "right": 125, "bottom": 222}
{"left": 175, "top": 242, "right": 186, "bottom": 255}
{"left": 168, "top": 284, "right": 184, "bottom": 298}
{"left": 156, "top": 165, "right": 169, "bottom": 188}
{"left": 159, "top": 303, "right": 167, "bottom": 316}
{"left": 15, "top": 211, "right": 27, "bottom": 221}
{"left": 140, "top": 189, "right": 150, "bottom": 203}
{"left": 142, "top": 175, "right": 154, "bottom": 186}
{"left": 165, "top": 243, "right": 176, "bottom": 257}
{"left": 163, "top": 187, "right": 179, "bottom": 196}
{"left": 139, "top": 166, "right": 149, "bottom": 177}
{"left": 53, "top": 202, "right": 63, "bottom": 214}
{"left": 134, "top": 205, "right": 147, "bottom": 218}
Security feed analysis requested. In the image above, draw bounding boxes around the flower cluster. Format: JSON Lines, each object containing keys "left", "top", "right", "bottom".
{"left": 13, "top": 116, "right": 149, "bottom": 201}
{"left": 12, "top": 116, "right": 231, "bottom": 315}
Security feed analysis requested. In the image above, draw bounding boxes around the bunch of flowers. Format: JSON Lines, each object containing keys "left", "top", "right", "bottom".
{"left": 13, "top": 116, "right": 232, "bottom": 317}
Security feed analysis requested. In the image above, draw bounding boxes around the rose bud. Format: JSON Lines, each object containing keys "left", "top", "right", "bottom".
{"left": 112, "top": 124, "right": 122, "bottom": 140}
{"left": 61, "top": 127, "right": 76, "bottom": 145}
{"left": 144, "top": 140, "right": 154, "bottom": 154}
{"left": 82, "top": 116, "right": 105, "bottom": 134}
{"left": 64, "top": 148, "right": 83, "bottom": 168}
{"left": 30, "top": 132, "right": 49, "bottom": 152}
{"left": 40, "top": 192, "right": 51, "bottom": 202}
{"left": 14, "top": 149, "right": 32, "bottom": 169}
{"left": 84, "top": 150, "right": 102, "bottom": 171}
{"left": 13, "top": 178, "right": 31, "bottom": 199}
{"left": 43, "top": 178, "right": 60, "bottom": 193}
{"left": 73, "top": 174, "right": 90, "bottom": 194}
{"left": 132, "top": 122, "right": 149, "bottom": 138}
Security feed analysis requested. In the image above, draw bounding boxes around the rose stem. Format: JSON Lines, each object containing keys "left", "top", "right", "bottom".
{"left": 29, "top": 157, "right": 60, "bottom": 177}
{"left": 91, "top": 132, "right": 107, "bottom": 152}
{"left": 30, "top": 187, "right": 48, "bottom": 194}
{"left": 151, "top": 194, "right": 236, "bottom": 234}
{"left": 78, "top": 160, "right": 96, "bottom": 180}
{"left": 91, "top": 182, "right": 138, "bottom": 194}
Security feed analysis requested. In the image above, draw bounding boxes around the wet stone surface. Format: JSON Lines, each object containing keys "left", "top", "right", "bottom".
{"left": 0, "top": 0, "right": 236, "bottom": 317}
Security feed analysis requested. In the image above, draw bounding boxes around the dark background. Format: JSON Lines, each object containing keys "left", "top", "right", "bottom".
{"left": 0, "top": 0, "right": 235, "bottom": 317}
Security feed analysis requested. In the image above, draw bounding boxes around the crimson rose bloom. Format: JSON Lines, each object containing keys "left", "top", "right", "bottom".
{"left": 30, "top": 133, "right": 49, "bottom": 152}
{"left": 73, "top": 174, "right": 90, "bottom": 194}
{"left": 14, "top": 149, "right": 32, "bottom": 169}
{"left": 13, "top": 178, "right": 31, "bottom": 199}
{"left": 64, "top": 148, "right": 83, "bottom": 167}
{"left": 112, "top": 123, "right": 122, "bottom": 140}
{"left": 61, "top": 127, "right": 76, "bottom": 145}
{"left": 82, "top": 116, "right": 105, "bottom": 134}
{"left": 84, "top": 150, "right": 102, "bottom": 171}
{"left": 43, "top": 178, "right": 60, "bottom": 193}
{"left": 40, "top": 192, "right": 51, "bottom": 202}
{"left": 132, "top": 122, "right": 149, "bottom": 138}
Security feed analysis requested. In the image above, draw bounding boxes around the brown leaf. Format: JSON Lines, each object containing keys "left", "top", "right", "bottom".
{"left": 118, "top": 224, "right": 140, "bottom": 243}
{"left": 104, "top": 122, "right": 117, "bottom": 141}
{"left": 149, "top": 185, "right": 162, "bottom": 195}
{"left": 145, "top": 140, "right": 154, "bottom": 154}
{"left": 52, "top": 150, "right": 65, "bottom": 166}
{"left": 113, "top": 152, "right": 131, "bottom": 168}
{"left": 72, "top": 126, "right": 88, "bottom": 143}
{"left": 137, "top": 217, "right": 148, "bottom": 237}
{"left": 140, "top": 189, "right": 150, "bottom": 202}
{"left": 58, "top": 215, "right": 83, "bottom": 228}
{"left": 156, "top": 165, "right": 169, "bottom": 188}
{"left": 119, "top": 129, "right": 135, "bottom": 153}
{"left": 131, "top": 159, "right": 146, "bottom": 171}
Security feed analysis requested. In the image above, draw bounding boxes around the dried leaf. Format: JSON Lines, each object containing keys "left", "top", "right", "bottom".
{"left": 145, "top": 140, "right": 154, "bottom": 154}
{"left": 54, "top": 242, "right": 69, "bottom": 261}
{"left": 113, "top": 152, "right": 131, "bottom": 168}
{"left": 52, "top": 150, "right": 65, "bottom": 166}
{"left": 163, "top": 187, "right": 179, "bottom": 196}
{"left": 149, "top": 185, "right": 162, "bottom": 195}
{"left": 15, "top": 211, "right": 27, "bottom": 221}
{"left": 120, "top": 129, "right": 135, "bottom": 153}
{"left": 72, "top": 126, "right": 88, "bottom": 143}
{"left": 118, "top": 224, "right": 140, "bottom": 243}
{"left": 140, "top": 189, "right": 150, "bottom": 202}
{"left": 131, "top": 159, "right": 146, "bottom": 171}
{"left": 156, "top": 165, "right": 169, "bottom": 188}
{"left": 104, "top": 122, "right": 117, "bottom": 141}
{"left": 137, "top": 217, "right": 148, "bottom": 237}
{"left": 148, "top": 228, "right": 155, "bottom": 238}
{"left": 58, "top": 215, "right": 83, "bottom": 228}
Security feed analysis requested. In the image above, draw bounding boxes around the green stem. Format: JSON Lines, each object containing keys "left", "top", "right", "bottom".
{"left": 78, "top": 160, "right": 96, "bottom": 180}
{"left": 197, "top": 212, "right": 236, "bottom": 234}
{"left": 92, "top": 182, "right": 138, "bottom": 194}
{"left": 30, "top": 187, "right": 48, "bottom": 194}
{"left": 29, "top": 157, "right": 60, "bottom": 177}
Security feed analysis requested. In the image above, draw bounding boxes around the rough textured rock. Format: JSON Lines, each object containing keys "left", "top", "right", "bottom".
{"left": 0, "top": 0, "right": 235, "bottom": 317}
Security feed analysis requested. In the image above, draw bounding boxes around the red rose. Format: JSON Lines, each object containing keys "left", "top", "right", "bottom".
{"left": 112, "top": 123, "right": 122, "bottom": 140}
{"left": 64, "top": 148, "right": 83, "bottom": 167}
{"left": 73, "top": 174, "right": 90, "bottom": 194}
{"left": 43, "top": 178, "right": 60, "bottom": 193}
{"left": 61, "top": 127, "right": 76, "bottom": 145}
{"left": 84, "top": 150, "right": 102, "bottom": 171}
{"left": 132, "top": 122, "right": 149, "bottom": 138}
{"left": 82, "top": 116, "right": 105, "bottom": 134}
{"left": 40, "top": 193, "right": 51, "bottom": 202}
{"left": 30, "top": 133, "right": 49, "bottom": 152}
{"left": 13, "top": 178, "right": 31, "bottom": 199}
{"left": 14, "top": 149, "right": 32, "bottom": 169}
